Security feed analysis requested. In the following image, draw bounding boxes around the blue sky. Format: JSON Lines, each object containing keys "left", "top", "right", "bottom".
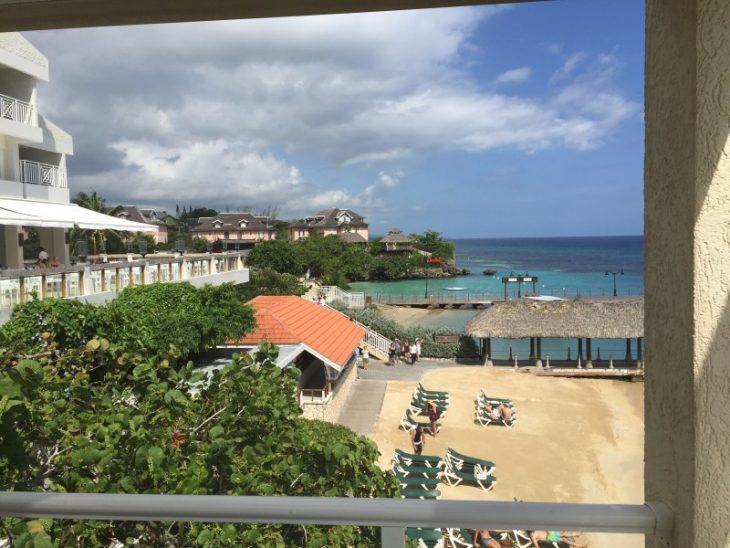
{"left": 29, "top": 0, "right": 645, "bottom": 238}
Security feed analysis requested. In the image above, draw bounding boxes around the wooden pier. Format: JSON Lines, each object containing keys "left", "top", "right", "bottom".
{"left": 369, "top": 292, "right": 494, "bottom": 308}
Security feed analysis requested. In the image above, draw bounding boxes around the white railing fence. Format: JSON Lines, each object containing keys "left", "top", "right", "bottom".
{"left": 359, "top": 321, "right": 392, "bottom": 357}
{"left": 0, "top": 493, "right": 673, "bottom": 548}
{"left": 20, "top": 160, "right": 67, "bottom": 188}
{"left": 0, "top": 92, "right": 34, "bottom": 124}
{"left": 319, "top": 285, "right": 365, "bottom": 309}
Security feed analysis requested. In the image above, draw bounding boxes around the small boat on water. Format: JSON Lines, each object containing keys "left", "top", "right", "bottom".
{"left": 444, "top": 287, "right": 466, "bottom": 291}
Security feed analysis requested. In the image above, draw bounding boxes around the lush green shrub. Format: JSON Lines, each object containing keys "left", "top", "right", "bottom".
{"left": 236, "top": 268, "right": 306, "bottom": 301}
{"left": 1, "top": 297, "right": 103, "bottom": 352}
{"left": 0, "top": 342, "right": 396, "bottom": 546}
{"left": 103, "top": 282, "right": 254, "bottom": 360}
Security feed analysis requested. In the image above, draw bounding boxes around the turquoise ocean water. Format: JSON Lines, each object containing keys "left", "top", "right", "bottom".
{"left": 351, "top": 236, "right": 644, "bottom": 361}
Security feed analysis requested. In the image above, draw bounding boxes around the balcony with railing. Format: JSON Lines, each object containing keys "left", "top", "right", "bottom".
{"left": 0, "top": 252, "right": 248, "bottom": 314}
{"left": 0, "top": 91, "right": 35, "bottom": 125}
{"left": 19, "top": 159, "right": 67, "bottom": 188}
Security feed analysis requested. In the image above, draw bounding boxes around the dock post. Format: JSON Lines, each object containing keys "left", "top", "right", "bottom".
{"left": 485, "top": 354, "right": 493, "bottom": 367}
{"left": 545, "top": 356, "right": 550, "bottom": 369}
{"left": 586, "top": 338, "right": 593, "bottom": 368}
{"left": 577, "top": 355, "right": 582, "bottom": 369}
{"left": 513, "top": 356, "right": 518, "bottom": 370}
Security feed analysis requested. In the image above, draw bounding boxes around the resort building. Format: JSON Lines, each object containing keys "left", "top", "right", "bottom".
{"left": 0, "top": 1, "right": 727, "bottom": 546}
{"left": 234, "top": 295, "right": 364, "bottom": 420}
{"left": 118, "top": 206, "right": 168, "bottom": 244}
{"left": 288, "top": 207, "right": 368, "bottom": 243}
{"left": 191, "top": 212, "right": 276, "bottom": 249}
{"left": 0, "top": 32, "right": 153, "bottom": 268}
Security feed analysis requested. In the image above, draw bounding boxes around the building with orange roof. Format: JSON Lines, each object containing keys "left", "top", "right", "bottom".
{"left": 234, "top": 295, "right": 365, "bottom": 405}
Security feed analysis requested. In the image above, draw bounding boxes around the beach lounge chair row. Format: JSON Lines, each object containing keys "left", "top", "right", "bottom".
{"left": 408, "top": 396, "right": 448, "bottom": 418}
{"left": 447, "top": 528, "right": 568, "bottom": 548}
{"left": 399, "top": 410, "right": 442, "bottom": 434}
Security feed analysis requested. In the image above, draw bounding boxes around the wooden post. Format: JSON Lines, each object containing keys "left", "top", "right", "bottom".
{"left": 637, "top": 337, "right": 643, "bottom": 368}
{"left": 486, "top": 337, "right": 492, "bottom": 360}
{"left": 128, "top": 267, "right": 133, "bottom": 288}
{"left": 19, "top": 276, "right": 25, "bottom": 304}
{"left": 537, "top": 337, "right": 542, "bottom": 359}
{"left": 577, "top": 338, "right": 583, "bottom": 360}
{"left": 101, "top": 269, "right": 107, "bottom": 292}
{"left": 41, "top": 273, "right": 47, "bottom": 299}
{"left": 115, "top": 268, "right": 120, "bottom": 291}
{"left": 61, "top": 273, "right": 67, "bottom": 298}
{"left": 529, "top": 337, "right": 535, "bottom": 361}
{"left": 625, "top": 338, "right": 632, "bottom": 362}
{"left": 586, "top": 338, "right": 593, "bottom": 368}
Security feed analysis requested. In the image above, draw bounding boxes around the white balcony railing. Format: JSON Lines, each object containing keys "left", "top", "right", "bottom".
{"left": 20, "top": 159, "right": 68, "bottom": 188}
{"left": 0, "top": 492, "right": 673, "bottom": 548}
{"left": 0, "top": 92, "right": 34, "bottom": 125}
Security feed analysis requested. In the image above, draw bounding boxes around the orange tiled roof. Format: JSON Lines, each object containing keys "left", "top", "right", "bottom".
{"left": 240, "top": 296, "right": 366, "bottom": 367}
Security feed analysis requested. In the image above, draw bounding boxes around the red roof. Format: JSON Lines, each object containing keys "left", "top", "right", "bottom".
{"left": 240, "top": 296, "right": 366, "bottom": 367}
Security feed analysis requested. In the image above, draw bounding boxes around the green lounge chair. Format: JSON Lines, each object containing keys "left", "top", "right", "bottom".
{"left": 414, "top": 387, "right": 449, "bottom": 401}
{"left": 392, "top": 461, "right": 443, "bottom": 478}
{"left": 399, "top": 411, "right": 442, "bottom": 435}
{"left": 393, "top": 448, "right": 444, "bottom": 468}
{"left": 395, "top": 475, "right": 442, "bottom": 489}
{"left": 411, "top": 394, "right": 449, "bottom": 410}
{"left": 417, "top": 383, "right": 449, "bottom": 397}
{"left": 478, "top": 389, "right": 514, "bottom": 407}
{"left": 408, "top": 400, "right": 448, "bottom": 418}
{"left": 406, "top": 527, "right": 446, "bottom": 548}
{"left": 400, "top": 487, "right": 441, "bottom": 499}
{"left": 442, "top": 463, "right": 496, "bottom": 491}
{"left": 475, "top": 406, "right": 517, "bottom": 428}
{"left": 445, "top": 448, "right": 496, "bottom": 473}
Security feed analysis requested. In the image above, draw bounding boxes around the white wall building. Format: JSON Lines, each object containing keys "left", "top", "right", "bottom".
{"left": 0, "top": 33, "right": 153, "bottom": 269}
{"left": 0, "top": 32, "right": 71, "bottom": 268}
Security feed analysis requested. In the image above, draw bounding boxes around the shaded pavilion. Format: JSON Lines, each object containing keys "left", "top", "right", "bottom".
{"left": 465, "top": 297, "right": 644, "bottom": 367}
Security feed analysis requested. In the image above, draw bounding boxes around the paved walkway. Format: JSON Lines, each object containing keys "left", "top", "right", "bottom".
{"left": 337, "top": 357, "right": 483, "bottom": 435}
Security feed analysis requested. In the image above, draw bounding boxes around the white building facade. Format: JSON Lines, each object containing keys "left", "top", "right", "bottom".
{"left": 0, "top": 32, "right": 73, "bottom": 268}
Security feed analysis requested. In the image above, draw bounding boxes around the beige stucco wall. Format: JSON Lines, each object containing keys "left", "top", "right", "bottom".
{"left": 644, "top": 0, "right": 730, "bottom": 546}
{"left": 300, "top": 362, "right": 357, "bottom": 423}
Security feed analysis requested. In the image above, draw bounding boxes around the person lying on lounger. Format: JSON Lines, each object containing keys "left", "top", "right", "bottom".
{"left": 473, "top": 528, "right": 513, "bottom": 548}
{"left": 528, "top": 530, "right": 587, "bottom": 547}
{"left": 483, "top": 401, "right": 514, "bottom": 421}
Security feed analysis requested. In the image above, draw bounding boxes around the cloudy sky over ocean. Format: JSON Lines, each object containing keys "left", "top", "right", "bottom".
{"left": 28, "top": 0, "right": 644, "bottom": 238}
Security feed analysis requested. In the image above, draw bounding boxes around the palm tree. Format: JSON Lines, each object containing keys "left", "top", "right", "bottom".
{"left": 71, "top": 190, "right": 125, "bottom": 255}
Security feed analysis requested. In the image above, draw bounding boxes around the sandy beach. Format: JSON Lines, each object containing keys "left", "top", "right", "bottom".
{"left": 368, "top": 366, "right": 644, "bottom": 548}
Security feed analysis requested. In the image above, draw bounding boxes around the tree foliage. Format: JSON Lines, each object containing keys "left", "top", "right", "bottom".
{"left": 1, "top": 283, "right": 255, "bottom": 361}
{"left": 409, "top": 230, "right": 455, "bottom": 261}
{"left": 235, "top": 268, "right": 306, "bottom": 302}
{"left": 0, "top": 341, "right": 397, "bottom": 546}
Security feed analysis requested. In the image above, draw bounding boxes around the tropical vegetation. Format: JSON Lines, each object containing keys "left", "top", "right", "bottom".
{"left": 246, "top": 231, "right": 455, "bottom": 286}
{"left": 0, "top": 285, "right": 398, "bottom": 546}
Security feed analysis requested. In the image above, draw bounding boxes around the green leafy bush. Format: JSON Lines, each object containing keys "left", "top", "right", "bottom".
{"left": 0, "top": 342, "right": 396, "bottom": 546}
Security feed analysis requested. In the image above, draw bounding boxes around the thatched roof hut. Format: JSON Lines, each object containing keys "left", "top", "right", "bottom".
{"left": 465, "top": 297, "right": 644, "bottom": 339}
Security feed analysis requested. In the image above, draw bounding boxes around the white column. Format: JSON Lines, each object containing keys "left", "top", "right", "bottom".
{"left": 645, "top": 0, "right": 730, "bottom": 546}
{"left": 0, "top": 225, "right": 24, "bottom": 269}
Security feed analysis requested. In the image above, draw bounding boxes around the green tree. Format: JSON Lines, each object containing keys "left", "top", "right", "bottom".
{"left": 72, "top": 190, "right": 126, "bottom": 255}
{"left": 236, "top": 268, "right": 306, "bottom": 301}
{"left": 0, "top": 342, "right": 397, "bottom": 546}
{"left": 409, "top": 230, "right": 455, "bottom": 260}
{"left": 247, "top": 239, "right": 304, "bottom": 275}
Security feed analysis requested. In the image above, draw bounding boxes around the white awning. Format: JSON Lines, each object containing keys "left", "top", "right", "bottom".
{"left": 0, "top": 198, "right": 156, "bottom": 232}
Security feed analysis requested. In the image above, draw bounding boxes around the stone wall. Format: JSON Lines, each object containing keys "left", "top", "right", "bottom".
{"left": 300, "top": 362, "right": 357, "bottom": 423}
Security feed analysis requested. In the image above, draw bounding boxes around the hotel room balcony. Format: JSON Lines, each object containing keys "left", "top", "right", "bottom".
{"left": 20, "top": 159, "right": 67, "bottom": 188}
{"left": 0, "top": 90, "right": 41, "bottom": 142}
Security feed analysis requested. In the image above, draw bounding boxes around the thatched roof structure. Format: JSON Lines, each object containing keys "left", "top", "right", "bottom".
{"left": 465, "top": 297, "right": 644, "bottom": 339}
{"left": 381, "top": 228, "right": 411, "bottom": 244}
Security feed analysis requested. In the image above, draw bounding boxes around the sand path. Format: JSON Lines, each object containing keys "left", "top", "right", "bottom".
{"left": 363, "top": 366, "right": 644, "bottom": 548}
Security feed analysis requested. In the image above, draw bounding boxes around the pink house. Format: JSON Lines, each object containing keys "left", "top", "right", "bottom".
{"left": 288, "top": 208, "right": 368, "bottom": 243}
{"left": 191, "top": 213, "right": 276, "bottom": 249}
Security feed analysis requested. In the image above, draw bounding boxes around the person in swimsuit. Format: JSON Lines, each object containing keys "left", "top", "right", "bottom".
{"left": 483, "top": 401, "right": 514, "bottom": 421}
{"left": 529, "top": 530, "right": 587, "bottom": 547}
{"left": 411, "top": 424, "right": 425, "bottom": 455}
{"left": 472, "top": 529, "right": 512, "bottom": 548}
{"left": 427, "top": 401, "right": 441, "bottom": 437}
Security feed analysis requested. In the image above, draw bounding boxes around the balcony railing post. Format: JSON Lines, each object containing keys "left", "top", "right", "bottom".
{"left": 61, "top": 273, "right": 67, "bottom": 298}
{"left": 380, "top": 526, "right": 405, "bottom": 548}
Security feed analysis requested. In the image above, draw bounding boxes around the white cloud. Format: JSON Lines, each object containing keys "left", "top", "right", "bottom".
{"left": 26, "top": 8, "right": 639, "bottom": 214}
{"left": 494, "top": 67, "right": 532, "bottom": 85}
{"left": 546, "top": 43, "right": 563, "bottom": 55}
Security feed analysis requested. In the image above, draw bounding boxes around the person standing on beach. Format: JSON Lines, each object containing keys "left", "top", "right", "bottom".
{"left": 388, "top": 341, "right": 396, "bottom": 366}
{"left": 394, "top": 338, "right": 401, "bottom": 364}
{"left": 362, "top": 348, "right": 369, "bottom": 370}
{"left": 411, "top": 424, "right": 425, "bottom": 455}
{"left": 403, "top": 340, "right": 411, "bottom": 364}
{"left": 355, "top": 346, "right": 362, "bottom": 369}
{"left": 414, "top": 338, "right": 422, "bottom": 364}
